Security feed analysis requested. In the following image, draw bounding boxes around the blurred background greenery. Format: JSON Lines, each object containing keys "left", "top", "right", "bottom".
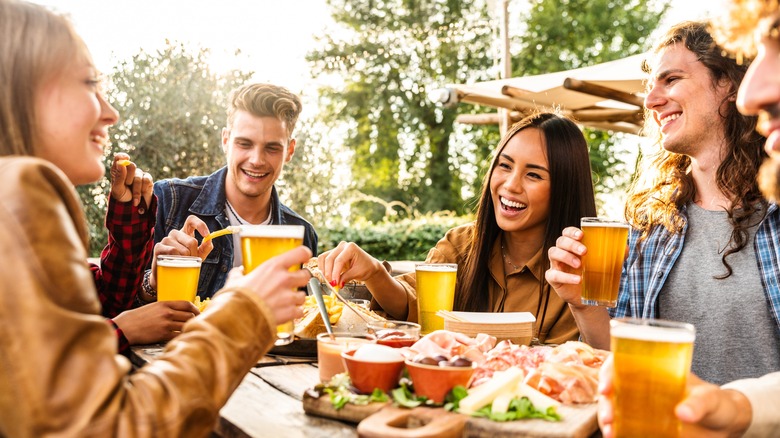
{"left": 79, "top": 0, "right": 670, "bottom": 259}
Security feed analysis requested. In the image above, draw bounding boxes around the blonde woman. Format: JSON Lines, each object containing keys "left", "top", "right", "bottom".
{"left": 0, "top": 0, "right": 310, "bottom": 435}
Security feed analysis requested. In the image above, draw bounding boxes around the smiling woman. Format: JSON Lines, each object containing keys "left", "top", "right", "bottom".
{"left": 0, "top": 1, "right": 313, "bottom": 435}
{"left": 315, "top": 112, "right": 597, "bottom": 345}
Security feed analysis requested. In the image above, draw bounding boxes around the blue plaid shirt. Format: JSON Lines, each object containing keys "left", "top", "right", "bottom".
{"left": 610, "top": 203, "right": 780, "bottom": 336}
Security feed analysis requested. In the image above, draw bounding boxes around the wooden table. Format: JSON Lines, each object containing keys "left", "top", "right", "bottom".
{"left": 130, "top": 345, "right": 357, "bottom": 438}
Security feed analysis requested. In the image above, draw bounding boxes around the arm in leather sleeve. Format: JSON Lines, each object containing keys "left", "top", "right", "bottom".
{"left": 0, "top": 158, "right": 275, "bottom": 437}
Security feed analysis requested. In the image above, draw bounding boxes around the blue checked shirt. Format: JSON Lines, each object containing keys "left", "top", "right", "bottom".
{"left": 609, "top": 203, "right": 780, "bottom": 335}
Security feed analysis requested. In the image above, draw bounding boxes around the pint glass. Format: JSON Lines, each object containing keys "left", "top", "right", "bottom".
{"left": 415, "top": 263, "right": 457, "bottom": 335}
{"left": 156, "top": 255, "right": 202, "bottom": 302}
{"left": 580, "top": 217, "right": 629, "bottom": 307}
{"left": 611, "top": 318, "right": 696, "bottom": 438}
{"left": 240, "top": 225, "right": 305, "bottom": 346}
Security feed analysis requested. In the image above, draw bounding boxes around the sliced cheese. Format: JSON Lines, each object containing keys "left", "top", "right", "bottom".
{"left": 515, "top": 381, "right": 561, "bottom": 411}
{"left": 490, "top": 391, "right": 514, "bottom": 414}
{"left": 459, "top": 367, "right": 524, "bottom": 415}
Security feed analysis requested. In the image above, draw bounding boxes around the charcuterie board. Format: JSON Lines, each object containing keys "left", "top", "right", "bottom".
{"left": 303, "top": 390, "right": 598, "bottom": 438}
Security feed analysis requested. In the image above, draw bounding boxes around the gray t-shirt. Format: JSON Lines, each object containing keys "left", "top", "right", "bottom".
{"left": 659, "top": 203, "right": 780, "bottom": 385}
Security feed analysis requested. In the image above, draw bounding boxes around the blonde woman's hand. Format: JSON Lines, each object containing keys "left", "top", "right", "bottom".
{"left": 224, "top": 246, "right": 311, "bottom": 326}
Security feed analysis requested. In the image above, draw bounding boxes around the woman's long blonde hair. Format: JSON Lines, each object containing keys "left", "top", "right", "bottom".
{"left": 0, "top": 0, "right": 89, "bottom": 157}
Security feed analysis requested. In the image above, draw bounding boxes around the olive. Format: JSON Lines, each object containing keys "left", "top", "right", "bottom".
{"left": 432, "top": 355, "right": 448, "bottom": 363}
{"left": 449, "top": 356, "right": 473, "bottom": 367}
{"left": 414, "top": 355, "right": 439, "bottom": 366}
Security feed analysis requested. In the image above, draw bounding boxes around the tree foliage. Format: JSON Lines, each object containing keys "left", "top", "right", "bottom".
{"left": 77, "top": 42, "right": 252, "bottom": 255}
{"left": 515, "top": 0, "right": 670, "bottom": 204}
{"left": 308, "top": 0, "right": 670, "bottom": 220}
{"left": 307, "top": 0, "right": 496, "bottom": 221}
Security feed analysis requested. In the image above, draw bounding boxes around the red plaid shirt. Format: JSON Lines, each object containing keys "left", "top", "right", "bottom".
{"left": 89, "top": 196, "right": 157, "bottom": 355}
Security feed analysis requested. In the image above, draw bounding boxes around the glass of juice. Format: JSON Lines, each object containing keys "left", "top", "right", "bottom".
{"left": 156, "top": 255, "right": 202, "bottom": 302}
{"left": 316, "top": 333, "right": 372, "bottom": 382}
{"left": 580, "top": 217, "right": 630, "bottom": 307}
{"left": 415, "top": 263, "right": 457, "bottom": 335}
{"left": 610, "top": 318, "right": 696, "bottom": 438}
{"left": 240, "top": 224, "right": 305, "bottom": 346}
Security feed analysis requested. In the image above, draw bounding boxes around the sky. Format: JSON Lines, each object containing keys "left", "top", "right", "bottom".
{"left": 34, "top": 0, "right": 726, "bottom": 93}
{"left": 32, "top": 0, "right": 333, "bottom": 96}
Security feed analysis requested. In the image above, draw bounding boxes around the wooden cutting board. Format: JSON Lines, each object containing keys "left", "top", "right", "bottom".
{"left": 303, "top": 391, "right": 598, "bottom": 438}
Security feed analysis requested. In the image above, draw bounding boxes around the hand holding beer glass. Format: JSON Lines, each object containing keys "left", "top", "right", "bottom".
{"left": 156, "top": 255, "right": 202, "bottom": 302}
{"left": 610, "top": 318, "right": 696, "bottom": 437}
{"left": 580, "top": 217, "right": 629, "bottom": 307}
{"left": 415, "top": 263, "right": 457, "bottom": 335}
{"left": 240, "top": 225, "right": 305, "bottom": 346}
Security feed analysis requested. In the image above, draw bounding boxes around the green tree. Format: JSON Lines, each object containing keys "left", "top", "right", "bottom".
{"left": 514, "top": 0, "right": 670, "bottom": 205}
{"left": 77, "top": 42, "right": 252, "bottom": 256}
{"left": 308, "top": 0, "right": 670, "bottom": 220}
{"left": 307, "top": 0, "right": 496, "bottom": 222}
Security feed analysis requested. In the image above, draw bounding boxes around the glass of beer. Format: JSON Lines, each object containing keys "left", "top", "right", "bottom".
{"left": 415, "top": 263, "right": 457, "bottom": 335}
{"left": 610, "top": 318, "right": 696, "bottom": 438}
{"left": 580, "top": 217, "right": 629, "bottom": 307}
{"left": 156, "top": 255, "right": 202, "bottom": 302}
{"left": 240, "top": 225, "right": 305, "bottom": 346}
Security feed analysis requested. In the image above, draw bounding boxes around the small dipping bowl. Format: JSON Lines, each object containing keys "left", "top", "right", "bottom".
{"left": 316, "top": 333, "right": 373, "bottom": 383}
{"left": 405, "top": 359, "right": 475, "bottom": 403}
{"left": 341, "top": 344, "right": 406, "bottom": 394}
{"left": 367, "top": 320, "right": 421, "bottom": 348}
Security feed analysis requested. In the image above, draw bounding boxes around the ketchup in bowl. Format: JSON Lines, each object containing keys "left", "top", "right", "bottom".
{"left": 368, "top": 320, "right": 420, "bottom": 348}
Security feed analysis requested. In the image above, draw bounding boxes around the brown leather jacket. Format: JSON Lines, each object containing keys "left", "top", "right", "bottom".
{"left": 0, "top": 157, "right": 276, "bottom": 437}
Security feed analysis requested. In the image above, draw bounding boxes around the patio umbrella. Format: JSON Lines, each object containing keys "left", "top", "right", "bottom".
{"left": 430, "top": 54, "right": 649, "bottom": 134}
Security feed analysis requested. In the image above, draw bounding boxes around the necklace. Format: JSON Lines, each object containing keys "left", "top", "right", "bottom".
{"left": 501, "top": 240, "right": 521, "bottom": 271}
{"left": 225, "top": 201, "right": 245, "bottom": 225}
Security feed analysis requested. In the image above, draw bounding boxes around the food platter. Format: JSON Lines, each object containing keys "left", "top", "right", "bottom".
{"left": 304, "top": 390, "right": 598, "bottom": 438}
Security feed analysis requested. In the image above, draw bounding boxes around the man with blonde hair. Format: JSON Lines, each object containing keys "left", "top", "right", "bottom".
{"left": 138, "top": 83, "right": 317, "bottom": 303}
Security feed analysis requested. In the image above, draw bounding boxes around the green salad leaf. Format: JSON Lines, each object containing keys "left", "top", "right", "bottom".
{"left": 471, "top": 397, "right": 562, "bottom": 422}
{"left": 321, "top": 375, "right": 389, "bottom": 411}
{"left": 391, "top": 382, "right": 425, "bottom": 408}
{"left": 444, "top": 385, "right": 469, "bottom": 412}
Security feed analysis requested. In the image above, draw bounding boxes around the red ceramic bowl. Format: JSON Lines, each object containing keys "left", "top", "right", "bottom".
{"left": 341, "top": 348, "right": 405, "bottom": 394}
{"left": 405, "top": 359, "right": 475, "bottom": 403}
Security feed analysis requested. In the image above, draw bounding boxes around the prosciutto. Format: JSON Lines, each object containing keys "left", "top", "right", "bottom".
{"left": 407, "top": 331, "right": 606, "bottom": 404}
{"left": 472, "top": 340, "right": 607, "bottom": 404}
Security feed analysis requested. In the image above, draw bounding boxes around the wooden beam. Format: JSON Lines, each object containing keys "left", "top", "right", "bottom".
{"left": 570, "top": 108, "right": 644, "bottom": 124}
{"left": 582, "top": 121, "right": 642, "bottom": 135}
{"left": 455, "top": 91, "right": 540, "bottom": 112}
{"left": 563, "top": 78, "right": 645, "bottom": 107}
{"left": 455, "top": 112, "right": 524, "bottom": 125}
{"left": 501, "top": 85, "right": 527, "bottom": 100}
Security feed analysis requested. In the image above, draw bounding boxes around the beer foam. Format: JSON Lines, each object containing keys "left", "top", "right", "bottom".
{"left": 157, "top": 256, "right": 202, "bottom": 268}
{"left": 581, "top": 219, "right": 630, "bottom": 229}
{"left": 415, "top": 263, "right": 457, "bottom": 273}
{"left": 611, "top": 322, "right": 695, "bottom": 343}
{"left": 240, "top": 225, "right": 305, "bottom": 239}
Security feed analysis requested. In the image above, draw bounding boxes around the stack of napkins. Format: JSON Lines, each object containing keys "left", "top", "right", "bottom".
{"left": 442, "top": 311, "right": 535, "bottom": 345}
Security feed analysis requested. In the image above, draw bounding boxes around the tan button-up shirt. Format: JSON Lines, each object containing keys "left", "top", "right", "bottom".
{"left": 396, "top": 223, "right": 578, "bottom": 344}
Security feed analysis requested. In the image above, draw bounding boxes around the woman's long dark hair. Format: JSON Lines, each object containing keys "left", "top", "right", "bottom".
{"left": 456, "top": 112, "right": 597, "bottom": 311}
